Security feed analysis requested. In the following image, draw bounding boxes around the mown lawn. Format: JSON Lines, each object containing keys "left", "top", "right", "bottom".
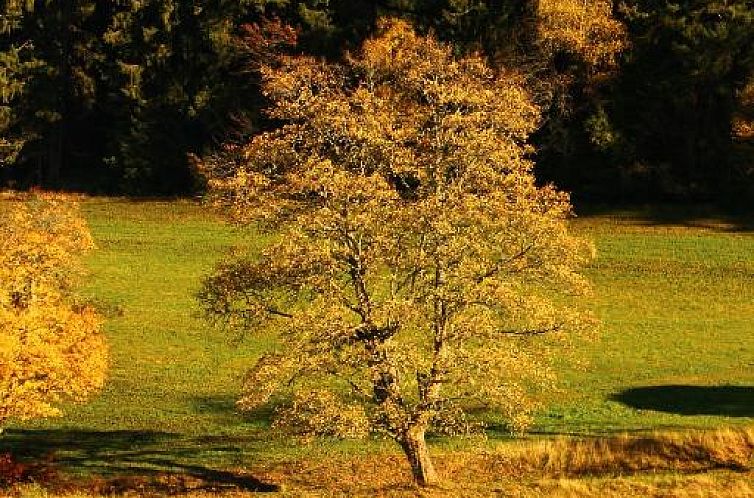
{"left": 3, "top": 198, "right": 754, "bottom": 494}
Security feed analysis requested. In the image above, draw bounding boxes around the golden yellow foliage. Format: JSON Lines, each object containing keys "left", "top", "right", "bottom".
{"left": 536, "top": 0, "right": 626, "bottom": 70}
{"left": 200, "top": 19, "right": 594, "bottom": 486}
{"left": 0, "top": 195, "right": 107, "bottom": 428}
{"left": 272, "top": 389, "right": 371, "bottom": 441}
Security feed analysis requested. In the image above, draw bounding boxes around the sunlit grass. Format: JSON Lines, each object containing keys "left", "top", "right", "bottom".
{"left": 544, "top": 208, "right": 754, "bottom": 434}
{"left": 2, "top": 197, "right": 753, "bottom": 493}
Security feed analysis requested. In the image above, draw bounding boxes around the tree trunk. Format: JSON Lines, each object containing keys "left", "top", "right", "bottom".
{"left": 399, "top": 427, "right": 439, "bottom": 487}
{"left": 47, "top": 125, "right": 63, "bottom": 187}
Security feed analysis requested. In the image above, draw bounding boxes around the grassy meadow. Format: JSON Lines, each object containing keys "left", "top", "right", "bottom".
{"left": 2, "top": 198, "right": 754, "bottom": 496}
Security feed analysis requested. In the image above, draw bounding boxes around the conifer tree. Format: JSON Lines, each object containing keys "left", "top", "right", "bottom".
{"left": 0, "top": 1, "right": 38, "bottom": 168}
{"left": 0, "top": 0, "right": 103, "bottom": 186}
{"left": 613, "top": 0, "right": 754, "bottom": 196}
{"left": 101, "top": 0, "right": 294, "bottom": 193}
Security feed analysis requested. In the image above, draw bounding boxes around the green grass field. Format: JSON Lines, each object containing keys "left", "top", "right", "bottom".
{"left": 3, "top": 198, "right": 754, "bottom": 495}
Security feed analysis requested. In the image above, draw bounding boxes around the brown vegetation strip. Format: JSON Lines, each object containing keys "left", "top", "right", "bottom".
{"left": 258, "top": 428, "right": 754, "bottom": 494}
{"left": 5, "top": 428, "right": 754, "bottom": 497}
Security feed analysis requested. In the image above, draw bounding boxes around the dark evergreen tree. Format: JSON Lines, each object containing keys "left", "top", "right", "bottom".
{"left": 610, "top": 0, "right": 754, "bottom": 198}
{"left": 0, "top": 0, "right": 105, "bottom": 188}
{"left": 101, "top": 1, "right": 264, "bottom": 193}
{"left": 0, "top": 0, "right": 749, "bottom": 199}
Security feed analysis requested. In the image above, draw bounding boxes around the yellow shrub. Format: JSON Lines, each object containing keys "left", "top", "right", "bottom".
{"left": 0, "top": 195, "right": 107, "bottom": 428}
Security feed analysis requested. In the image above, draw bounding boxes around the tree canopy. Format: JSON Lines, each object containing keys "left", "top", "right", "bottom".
{"left": 199, "top": 19, "right": 594, "bottom": 486}
{"left": 0, "top": 195, "right": 108, "bottom": 429}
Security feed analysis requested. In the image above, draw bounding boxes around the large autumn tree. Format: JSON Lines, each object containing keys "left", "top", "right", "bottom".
{"left": 200, "top": 19, "right": 594, "bottom": 486}
{"left": 0, "top": 195, "right": 108, "bottom": 431}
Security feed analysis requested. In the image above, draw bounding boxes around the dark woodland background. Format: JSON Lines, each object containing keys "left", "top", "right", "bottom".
{"left": 1, "top": 0, "right": 752, "bottom": 204}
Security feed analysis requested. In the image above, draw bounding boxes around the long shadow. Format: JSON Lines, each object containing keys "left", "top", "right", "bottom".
{"left": 192, "top": 395, "right": 238, "bottom": 415}
{"left": 190, "top": 395, "right": 277, "bottom": 429}
{"left": 0, "top": 429, "right": 278, "bottom": 492}
{"left": 612, "top": 385, "right": 754, "bottom": 417}
{"left": 576, "top": 203, "right": 754, "bottom": 233}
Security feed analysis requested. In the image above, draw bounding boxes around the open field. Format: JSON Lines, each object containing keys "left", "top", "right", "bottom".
{"left": 2, "top": 198, "right": 754, "bottom": 496}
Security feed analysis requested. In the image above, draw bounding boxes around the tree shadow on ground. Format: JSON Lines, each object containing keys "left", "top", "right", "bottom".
{"left": 577, "top": 203, "right": 754, "bottom": 233}
{"left": 190, "top": 395, "right": 277, "bottom": 429}
{"left": 0, "top": 429, "right": 279, "bottom": 493}
{"left": 612, "top": 385, "right": 754, "bottom": 417}
{"left": 192, "top": 396, "right": 238, "bottom": 415}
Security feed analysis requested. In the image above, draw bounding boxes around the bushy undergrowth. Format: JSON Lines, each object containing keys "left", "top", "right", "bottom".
{"left": 0, "top": 453, "right": 56, "bottom": 489}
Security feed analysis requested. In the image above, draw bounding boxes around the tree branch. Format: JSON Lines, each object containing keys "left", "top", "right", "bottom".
{"left": 475, "top": 243, "right": 534, "bottom": 283}
{"left": 497, "top": 323, "right": 563, "bottom": 336}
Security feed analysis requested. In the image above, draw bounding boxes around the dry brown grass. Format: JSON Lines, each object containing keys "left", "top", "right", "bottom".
{"left": 524, "top": 473, "right": 754, "bottom": 498}
{"left": 503, "top": 426, "right": 754, "bottom": 476}
{"left": 6, "top": 427, "right": 754, "bottom": 497}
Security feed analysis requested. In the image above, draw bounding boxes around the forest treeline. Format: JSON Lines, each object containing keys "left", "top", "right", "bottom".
{"left": 0, "top": 0, "right": 752, "bottom": 202}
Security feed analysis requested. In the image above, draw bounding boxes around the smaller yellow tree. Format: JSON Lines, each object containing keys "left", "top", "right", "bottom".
{"left": 200, "top": 19, "right": 594, "bottom": 486}
{"left": 0, "top": 195, "right": 108, "bottom": 431}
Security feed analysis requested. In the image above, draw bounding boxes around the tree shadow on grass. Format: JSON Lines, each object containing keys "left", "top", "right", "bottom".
{"left": 0, "top": 429, "right": 279, "bottom": 493}
{"left": 190, "top": 395, "right": 277, "bottom": 429}
{"left": 612, "top": 385, "right": 754, "bottom": 417}
{"left": 192, "top": 396, "right": 238, "bottom": 415}
{"left": 577, "top": 203, "right": 754, "bottom": 233}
